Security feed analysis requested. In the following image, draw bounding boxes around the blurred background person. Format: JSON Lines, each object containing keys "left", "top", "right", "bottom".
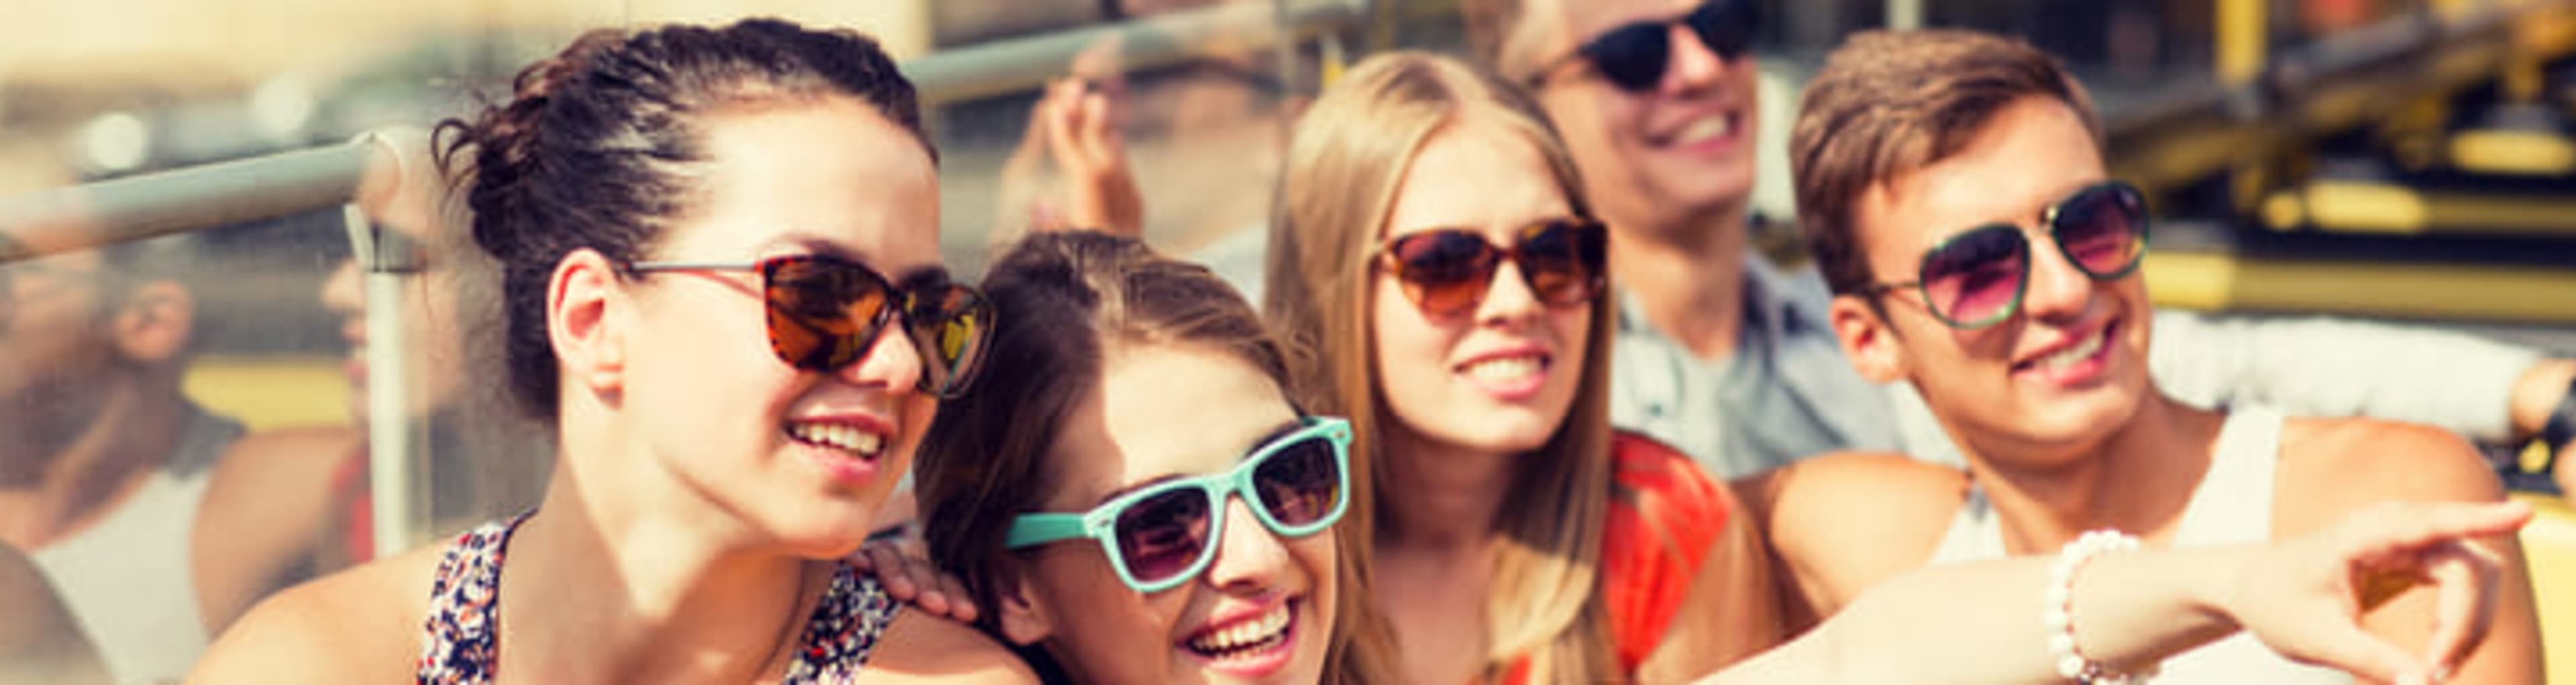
{"left": 0, "top": 543, "right": 107, "bottom": 684}
{"left": 0, "top": 239, "right": 358, "bottom": 684}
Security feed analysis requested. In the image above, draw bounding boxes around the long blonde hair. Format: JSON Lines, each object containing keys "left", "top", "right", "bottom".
{"left": 1263, "top": 51, "right": 1621, "bottom": 684}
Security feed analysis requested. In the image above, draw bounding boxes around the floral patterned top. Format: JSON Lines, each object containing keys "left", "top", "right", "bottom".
{"left": 415, "top": 513, "right": 902, "bottom": 684}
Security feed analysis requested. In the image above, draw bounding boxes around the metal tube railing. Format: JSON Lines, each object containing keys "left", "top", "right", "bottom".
{"left": 0, "top": 143, "right": 377, "bottom": 262}
{"left": 906, "top": 0, "right": 1365, "bottom": 105}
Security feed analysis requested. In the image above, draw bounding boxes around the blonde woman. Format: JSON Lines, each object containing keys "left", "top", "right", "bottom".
{"left": 1261, "top": 51, "right": 1781, "bottom": 684}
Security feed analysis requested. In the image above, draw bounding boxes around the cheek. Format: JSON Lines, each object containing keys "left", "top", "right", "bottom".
{"left": 1551, "top": 305, "right": 1593, "bottom": 364}
{"left": 1369, "top": 284, "right": 1447, "bottom": 380}
{"left": 1030, "top": 553, "right": 1188, "bottom": 670}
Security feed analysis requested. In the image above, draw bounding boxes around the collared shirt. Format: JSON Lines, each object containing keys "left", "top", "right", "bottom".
{"left": 1610, "top": 255, "right": 2540, "bottom": 478}
{"left": 1609, "top": 255, "right": 1908, "bottom": 478}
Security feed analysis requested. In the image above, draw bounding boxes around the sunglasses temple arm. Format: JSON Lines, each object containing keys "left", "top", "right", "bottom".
{"left": 1004, "top": 513, "right": 1089, "bottom": 548}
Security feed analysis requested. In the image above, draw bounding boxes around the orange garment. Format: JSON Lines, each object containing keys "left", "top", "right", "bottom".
{"left": 1497, "top": 431, "right": 1729, "bottom": 684}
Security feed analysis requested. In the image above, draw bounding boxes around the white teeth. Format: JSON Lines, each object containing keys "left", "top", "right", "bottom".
{"left": 1462, "top": 356, "right": 1542, "bottom": 383}
{"left": 1676, "top": 115, "right": 1733, "bottom": 145}
{"left": 2037, "top": 327, "right": 2107, "bottom": 370}
{"left": 1188, "top": 603, "right": 1292, "bottom": 655}
{"left": 788, "top": 422, "right": 885, "bottom": 456}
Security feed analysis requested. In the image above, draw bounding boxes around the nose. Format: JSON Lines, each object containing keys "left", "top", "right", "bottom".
{"left": 1201, "top": 496, "right": 1299, "bottom": 592}
{"left": 1470, "top": 259, "right": 1553, "bottom": 329}
{"left": 2017, "top": 229, "right": 2093, "bottom": 325}
{"left": 321, "top": 258, "right": 361, "bottom": 314}
{"left": 835, "top": 317, "right": 927, "bottom": 393}
{"left": 1661, "top": 22, "right": 1727, "bottom": 93}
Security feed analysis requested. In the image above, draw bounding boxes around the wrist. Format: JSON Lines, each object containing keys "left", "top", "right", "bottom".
{"left": 2049, "top": 531, "right": 2157, "bottom": 683}
{"left": 2510, "top": 360, "right": 2576, "bottom": 441}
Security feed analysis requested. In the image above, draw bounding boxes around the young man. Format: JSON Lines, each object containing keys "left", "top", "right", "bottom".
{"left": 1469, "top": 0, "right": 2576, "bottom": 480}
{"left": 0, "top": 242, "right": 361, "bottom": 683}
{"left": 1755, "top": 29, "right": 2538, "bottom": 682}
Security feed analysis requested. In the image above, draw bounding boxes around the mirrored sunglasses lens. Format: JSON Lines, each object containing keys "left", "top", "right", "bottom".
{"left": 1920, "top": 229, "right": 2029, "bottom": 325}
{"left": 1251, "top": 436, "right": 1342, "bottom": 528}
{"left": 765, "top": 258, "right": 891, "bottom": 370}
{"left": 2055, "top": 185, "right": 2147, "bottom": 276}
{"left": 907, "top": 286, "right": 994, "bottom": 395}
{"left": 1113, "top": 488, "right": 1214, "bottom": 584}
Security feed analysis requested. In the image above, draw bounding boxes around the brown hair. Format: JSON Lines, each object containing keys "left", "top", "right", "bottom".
{"left": 1263, "top": 51, "right": 1622, "bottom": 683}
{"left": 1790, "top": 28, "right": 2098, "bottom": 297}
{"left": 433, "top": 17, "right": 930, "bottom": 421}
{"left": 1460, "top": 0, "right": 1543, "bottom": 77}
{"left": 914, "top": 231, "right": 1394, "bottom": 684}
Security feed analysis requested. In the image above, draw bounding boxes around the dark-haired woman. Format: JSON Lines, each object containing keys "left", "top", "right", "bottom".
{"left": 194, "top": 19, "right": 1032, "bottom": 684}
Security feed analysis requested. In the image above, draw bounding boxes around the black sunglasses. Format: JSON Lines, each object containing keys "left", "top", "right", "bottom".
{"left": 1527, "top": 0, "right": 1761, "bottom": 92}
{"left": 627, "top": 254, "right": 996, "bottom": 398}
{"left": 1865, "top": 181, "right": 2150, "bottom": 329}
{"left": 1375, "top": 217, "right": 1609, "bottom": 317}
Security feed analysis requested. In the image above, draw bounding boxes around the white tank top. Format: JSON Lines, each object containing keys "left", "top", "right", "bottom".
{"left": 1929, "top": 406, "right": 2350, "bottom": 684}
{"left": 30, "top": 409, "right": 239, "bottom": 684}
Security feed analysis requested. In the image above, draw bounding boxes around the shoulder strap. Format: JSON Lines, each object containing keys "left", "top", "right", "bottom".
{"left": 784, "top": 560, "right": 904, "bottom": 682}
{"left": 416, "top": 513, "right": 530, "bottom": 685}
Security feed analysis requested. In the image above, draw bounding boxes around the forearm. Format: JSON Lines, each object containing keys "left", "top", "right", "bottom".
{"left": 1703, "top": 548, "right": 2243, "bottom": 685}
{"left": 2151, "top": 311, "right": 2545, "bottom": 443}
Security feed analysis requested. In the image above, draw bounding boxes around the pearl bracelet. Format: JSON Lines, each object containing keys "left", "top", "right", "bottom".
{"left": 2047, "top": 529, "right": 2155, "bottom": 683}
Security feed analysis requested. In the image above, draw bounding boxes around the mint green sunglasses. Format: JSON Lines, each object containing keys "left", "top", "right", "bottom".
{"left": 1006, "top": 417, "right": 1352, "bottom": 593}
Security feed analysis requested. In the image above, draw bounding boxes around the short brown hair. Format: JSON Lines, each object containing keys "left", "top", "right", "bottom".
{"left": 1790, "top": 29, "right": 2099, "bottom": 297}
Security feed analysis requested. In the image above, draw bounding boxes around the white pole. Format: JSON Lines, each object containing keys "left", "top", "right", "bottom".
{"left": 1888, "top": 0, "right": 1924, "bottom": 30}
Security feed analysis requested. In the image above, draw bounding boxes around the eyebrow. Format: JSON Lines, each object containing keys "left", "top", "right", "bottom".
{"left": 763, "top": 232, "right": 951, "bottom": 284}
{"left": 1085, "top": 417, "right": 1307, "bottom": 508}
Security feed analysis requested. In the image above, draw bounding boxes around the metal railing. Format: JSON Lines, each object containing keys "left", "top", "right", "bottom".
{"left": 0, "top": 0, "right": 1365, "bottom": 560}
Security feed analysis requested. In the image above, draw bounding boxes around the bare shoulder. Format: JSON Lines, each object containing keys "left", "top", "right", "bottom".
{"left": 191, "top": 543, "right": 444, "bottom": 684}
{"left": 201, "top": 427, "right": 363, "bottom": 526}
{"left": 207, "top": 426, "right": 363, "bottom": 490}
{"left": 850, "top": 612, "right": 1037, "bottom": 684}
{"left": 1738, "top": 451, "right": 1968, "bottom": 546}
{"left": 1733, "top": 451, "right": 1968, "bottom": 613}
{"left": 2275, "top": 417, "right": 2505, "bottom": 533}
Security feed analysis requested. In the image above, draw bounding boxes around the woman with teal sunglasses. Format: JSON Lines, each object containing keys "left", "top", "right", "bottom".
{"left": 911, "top": 232, "right": 1397, "bottom": 684}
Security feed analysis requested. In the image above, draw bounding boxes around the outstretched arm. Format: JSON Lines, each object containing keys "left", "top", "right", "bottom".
{"left": 1702, "top": 500, "right": 2529, "bottom": 685}
{"left": 2149, "top": 310, "right": 2569, "bottom": 447}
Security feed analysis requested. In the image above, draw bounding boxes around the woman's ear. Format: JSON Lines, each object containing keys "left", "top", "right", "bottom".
{"left": 549, "top": 249, "right": 629, "bottom": 396}
{"left": 1829, "top": 294, "right": 1908, "bottom": 384}
{"left": 994, "top": 572, "right": 1056, "bottom": 647}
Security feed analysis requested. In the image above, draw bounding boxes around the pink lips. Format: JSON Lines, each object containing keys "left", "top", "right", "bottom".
{"left": 2011, "top": 319, "right": 2118, "bottom": 388}
{"left": 786, "top": 413, "right": 896, "bottom": 488}
{"left": 1180, "top": 598, "right": 1300, "bottom": 680}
